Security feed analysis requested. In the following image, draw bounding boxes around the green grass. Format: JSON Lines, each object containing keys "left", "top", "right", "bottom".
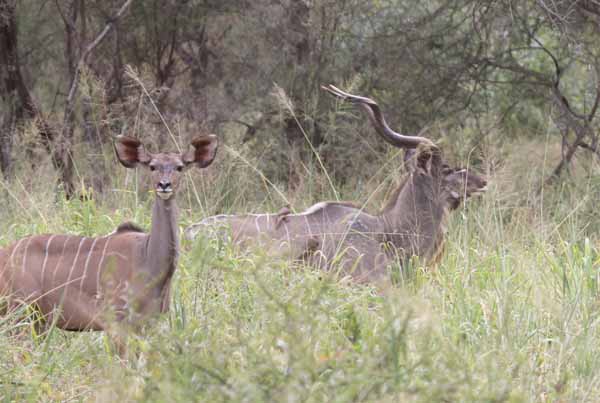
{"left": 0, "top": 140, "right": 599, "bottom": 402}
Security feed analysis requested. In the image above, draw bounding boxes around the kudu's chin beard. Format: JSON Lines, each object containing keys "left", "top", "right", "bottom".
{"left": 156, "top": 190, "right": 173, "bottom": 200}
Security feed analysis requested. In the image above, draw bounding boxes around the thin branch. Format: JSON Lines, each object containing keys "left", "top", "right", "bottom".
{"left": 587, "top": 61, "right": 600, "bottom": 122}
{"left": 57, "top": 0, "right": 133, "bottom": 197}
{"left": 530, "top": 35, "right": 561, "bottom": 85}
{"left": 64, "top": 0, "right": 134, "bottom": 106}
{"left": 54, "top": 0, "right": 77, "bottom": 33}
{"left": 579, "top": 0, "right": 600, "bottom": 19}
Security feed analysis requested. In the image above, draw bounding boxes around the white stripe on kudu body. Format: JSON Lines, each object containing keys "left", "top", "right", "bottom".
{"left": 51, "top": 236, "right": 71, "bottom": 296}
{"left": 7, "top": 238, "right": 25, "bottom": 270}
{"left": 96, "top": 236, "right": 111, "bottom": 291}
{"left": 0, "top": 134, "right": 219, "bottom": 357}
{"left": 21, "top": 237, "right": 34, "bottom": 276}
{"left": 66, "top": 237, "right": 87, "bottom": 291}
{"left": 80, "top": 237, "right": 100, "bottom": 294}
{"left": 254, "top": 216, "right": 261, "bottom": 233}
{"left": 40, "top": 234, "right": 57, "bottom": 289}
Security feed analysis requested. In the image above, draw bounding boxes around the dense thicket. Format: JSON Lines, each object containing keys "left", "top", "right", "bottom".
{"left": 1, "top": 0, "right": 600, "bottom": 196}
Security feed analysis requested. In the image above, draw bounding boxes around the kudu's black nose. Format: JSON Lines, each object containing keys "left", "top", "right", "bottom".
{"left": 158, "top": 180, "right": 171, "bottom": 191}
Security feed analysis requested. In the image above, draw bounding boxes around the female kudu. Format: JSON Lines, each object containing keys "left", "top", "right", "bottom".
{"left": 0, "top": 134, "right": 218, "bottom": 353}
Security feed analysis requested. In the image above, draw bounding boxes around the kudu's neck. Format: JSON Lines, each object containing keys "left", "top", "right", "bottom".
{"left": 146, "top": 196, "right": 179, "bottom": 288}
{"left": 380, "top": 173, "right": 447, "bottom": 256}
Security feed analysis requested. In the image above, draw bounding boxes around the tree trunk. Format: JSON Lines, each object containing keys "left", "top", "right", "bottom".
{"left": 0, "top": 0, "right": 27, "bottom": 179}
{"left": 0, "top": 0, "right": 68, "bottom": 185}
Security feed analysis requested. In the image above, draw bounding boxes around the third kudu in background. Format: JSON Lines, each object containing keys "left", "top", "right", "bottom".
{"left": 0, "top": 134, "right": 218, "bottom": 354}
{"left": 186, "top": 85, "right": 486, "bottom": 283}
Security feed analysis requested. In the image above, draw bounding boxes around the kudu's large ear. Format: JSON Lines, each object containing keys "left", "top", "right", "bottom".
{"left": 416, "top": 149, "right": 434, "bottom": 173}
{"left": 407, "top": 144, "right": 442, "bottom": 175}
{"left": 183, "top": 135, "right": 218, "bottom": 168}
{"left": 114, "top": 136, "right": 152, "bottom": 168}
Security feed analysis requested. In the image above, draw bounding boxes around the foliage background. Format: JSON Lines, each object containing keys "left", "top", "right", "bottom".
{"left": 1, "top": 0, "right": 600, "bottom": 401}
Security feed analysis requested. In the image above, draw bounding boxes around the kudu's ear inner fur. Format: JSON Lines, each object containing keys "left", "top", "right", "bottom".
{"left": 183, "top": 134, "right": 218, "bottom": 168}
{"left": 416, "top": 150, "right": 432, "bottom": 172}
{"left": 115, "top": 136, "right": 152, "bottom": 168}
{"left": 413, "top": 144, "right": 443, "bottom": 174}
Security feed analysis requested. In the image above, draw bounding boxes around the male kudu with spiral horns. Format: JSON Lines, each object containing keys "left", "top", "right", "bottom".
{"left": 186, "top": 85, "right": 486, "bottom": 283}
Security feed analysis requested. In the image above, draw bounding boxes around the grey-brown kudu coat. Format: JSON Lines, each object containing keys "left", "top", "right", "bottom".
{"left": 0, "top": 135, "right": 218, "bottom": 352}
{"left": 185, "top": 85, "right": 486, "bottom": 284}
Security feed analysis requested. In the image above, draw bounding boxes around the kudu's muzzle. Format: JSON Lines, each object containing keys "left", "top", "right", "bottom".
{"left": 156, "top": 179, "right": 173, "bottom": 199}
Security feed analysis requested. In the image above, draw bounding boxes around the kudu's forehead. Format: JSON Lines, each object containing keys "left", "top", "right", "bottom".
{"left": 150, "top": 152, "right": 183, "bottom": 167}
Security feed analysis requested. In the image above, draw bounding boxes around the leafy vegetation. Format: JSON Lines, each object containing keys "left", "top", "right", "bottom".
{"left": 1, "top": 0, "right": 600, "bottom": 401}
{"left": 0, "top": 130, "right": 599, "bottom": 401}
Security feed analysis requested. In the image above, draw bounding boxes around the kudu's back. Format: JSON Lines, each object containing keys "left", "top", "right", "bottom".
{"left": 187, "top": 202, "right": 371, "bottom": 261}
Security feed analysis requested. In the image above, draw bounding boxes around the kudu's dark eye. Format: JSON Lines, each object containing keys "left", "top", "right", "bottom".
{"left": 149, "top": 165, "right": 156, "bottom": 171}
{"left": 176, "top": 166, "right": 183, "bottom": 172}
